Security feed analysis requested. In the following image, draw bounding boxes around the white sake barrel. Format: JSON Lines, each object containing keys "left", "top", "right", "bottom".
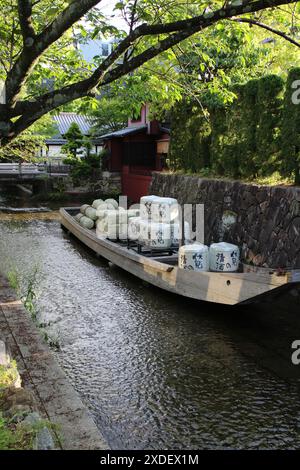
{"left": 178, "top": 244, "right": 209, "bottom": 271}
{"left": 139, "top": 220, "right": 172, "bottom": 249}
{"left": 80, "top": 204, "right": 89, "bottom": 214}
{"left": 85, "top": 206, "right": 98, "bottom": 221}
{"left": 105, "top": 198, "right": 118, "bottom": 210}
{"left": 128, "top": 217, "right": 141, "bottom": 241}
{"left": 118, "top": 222, "right": 129, "bottom": 240}
{"left": 151, "top": 197, "right": 179, "bottom": 223}
{"left": 209, "top": 242, "right": 240, "bottom": 272}
{"left": 74, "top": 213, "right": 84, "bottom": 222}
{"left": 128, "top": 209, "right": 140, "bottom": 218}
{"left": 140, "top": 195, "right": 160, "bottom": 220}
{"left": 80, "top": 216, "right": 94, "bottom": 230}
{"left": 92, "top": 199, "right": 104, "bottom": 209}
{"left": 171, "top": 221, "right": 190, "bottom": 246}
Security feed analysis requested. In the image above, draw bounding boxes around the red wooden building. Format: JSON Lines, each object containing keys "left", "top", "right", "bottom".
{"left": 98, "top": 105, "right": 170, "bottom": 202}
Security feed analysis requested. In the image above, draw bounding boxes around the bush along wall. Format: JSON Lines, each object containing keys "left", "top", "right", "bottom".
{"left": 281, "top": 68, "right": 300, "bottom": 185}
{"left": 168, "top": 100, "right": 211, "bottom": 173}
{"left": 169, "top": 70, "right": 300, "bottom": 184}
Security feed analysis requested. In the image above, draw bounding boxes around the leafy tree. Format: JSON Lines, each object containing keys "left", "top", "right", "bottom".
{"left": 0, "top": 131, "right": 43, "bottom": 162}
{"left": 0, "top": 114, "right": 55, "bottom": 161}
{"left": 0, "top": 0, "right": 299, "bottom": 147}
{"left": 89, "top": 96, "right": 129, "bottom": 135}
{"left": 62, "top": 122, "right": 87, "bottom": 157}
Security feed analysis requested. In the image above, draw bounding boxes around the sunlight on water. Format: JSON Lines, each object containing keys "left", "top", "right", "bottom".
{"left": 1, "top": 186, "right": 300, "bottom": 450}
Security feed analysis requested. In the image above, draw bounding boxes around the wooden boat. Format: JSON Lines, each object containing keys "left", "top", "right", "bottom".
{"left": 60, "top": 207, "right": 300, "bottom": 306}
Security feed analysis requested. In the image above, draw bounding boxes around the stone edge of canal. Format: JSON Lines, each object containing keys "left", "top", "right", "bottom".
{"left": 0, "top": 273, "right": 109, "bottom": 450}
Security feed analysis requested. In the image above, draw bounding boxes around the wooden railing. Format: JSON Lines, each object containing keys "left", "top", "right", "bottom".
{"left": 0, "top": 163, "right": 70, "bottom": 176}
{"left": 0, "top": 163, "right": 42, "bottom": 174}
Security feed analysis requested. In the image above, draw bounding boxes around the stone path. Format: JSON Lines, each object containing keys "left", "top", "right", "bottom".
{"left": 0, "top": 274, "right": 109, "bottom": 450}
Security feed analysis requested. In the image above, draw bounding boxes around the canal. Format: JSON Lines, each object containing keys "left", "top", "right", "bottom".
{"left": 0, "top": 185, "right": 300, "bottom": 449}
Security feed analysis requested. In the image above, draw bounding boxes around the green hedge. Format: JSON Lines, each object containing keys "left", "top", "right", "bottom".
{"left": 169, "top": 70, "right": 300, "bottom": 183}
{"left": 168, "top": 100, "right": 211, "bottom": 172}
{"left": 281, "top": 68, "right": 300, "bottom": 184}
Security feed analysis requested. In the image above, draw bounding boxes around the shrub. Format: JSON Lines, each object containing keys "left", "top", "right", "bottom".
{"left": 281, "top": 68, "right": 300, "bottom": 184}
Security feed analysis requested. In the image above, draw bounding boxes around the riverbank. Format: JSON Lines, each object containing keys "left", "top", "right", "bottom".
{"left": 0, "top": 274, "right": 109, "bottom": 450}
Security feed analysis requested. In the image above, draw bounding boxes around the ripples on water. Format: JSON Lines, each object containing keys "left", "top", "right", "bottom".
{"left": 0, "top": 192, "right": 300, "bottom": 449}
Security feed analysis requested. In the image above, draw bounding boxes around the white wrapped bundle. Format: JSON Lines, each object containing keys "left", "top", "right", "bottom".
{"left": 105, "top": 198, "right": 118, "bottom": 210}
{"left": 128, "top": 217, "right": 141, "bottom": 241}
{"left": 96, "top": 219, "right": 119, "bottom": 239}
{"left": 106, "top": 223, "right": 119, "bottom": 240}
{"left": 96, "top": 209, "right": 107, "bottom": 221}
{"left": 139, "top": 220, "right": 172, "bottom": 249}
{"left": 140, "top": 195, "right": 160, "bottom": 220}
{"left": 171, "top": 222, "right": 191, "bottom": 246}
{"left": 96, "top": 218, "right": 108, "bottom": 233}
{"left": 80, "top": 204, "right": 89, "bottom": 214}
{"left": 118, "top": 208, "right": 140, "bottom": 224}
{"left": 92, "top": 199, "right": 104, "bottom": 209}
{"left": 85, "top": 206, "right": 98, "bottom": 221}
{"left": 151, "top": 197, "right": 179, "bottom": 223}
{"left": 96, "top": 203, "right": 109, "bottom": 213}
{"left": 106, "top": 209, "right": 121, "bottom": 225}
{"left": 178, "top": 244, "right": 209, "bottom": 271}
{"left": 74, "top": 213, "right": 84, "bottom": 222}
{"left": 80, "top": 216, "right": 94, "bottom": 230}
{"left": 96, "top": 205, "right": 117, "bottom": 219}
{"left": 209, "top": 242, "right": 240, "bottom": 272}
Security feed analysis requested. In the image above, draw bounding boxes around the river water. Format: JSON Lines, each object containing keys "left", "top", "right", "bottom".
{"left": 0, "top": 185, "right": 300, "bottom": 449}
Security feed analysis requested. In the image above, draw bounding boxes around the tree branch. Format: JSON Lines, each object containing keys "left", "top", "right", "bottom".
{"left": 18, "top": 0, "right": 36, "bottom": 46}
{"left": 6, "top": 0, "right": 101, "bottom": 107}
{"left": 6, "top": 0, "right": 300, "bottom": 140}
{"left": 231, "top": 17, "right": 300, "bottom": 48}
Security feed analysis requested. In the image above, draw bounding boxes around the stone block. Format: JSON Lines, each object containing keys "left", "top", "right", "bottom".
{"left": 34, "top": 426, "right": 56, "bottom": 450}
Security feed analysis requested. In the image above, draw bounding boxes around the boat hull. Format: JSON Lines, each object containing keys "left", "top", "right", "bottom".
{"left": 60, "top": 208, "right": 300, "bottom": 306}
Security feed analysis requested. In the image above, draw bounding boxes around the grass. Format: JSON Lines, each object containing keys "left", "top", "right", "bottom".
{"left": 7, "top": 267, "right": 60, "bottom": 350}
{"left": 0, "top": 361, "right": 33, "bottom": 449}
{"left": 0, "top": 412, "right": 59, "bottom": 450}
{"left": 0, "top": 361, "right": 19, "bottom": 391}
{"left": 0, "top": 413, "right": 36, "bottom": 450}
{"left": 0, "top": 346, "right": 60, "bottom": 450}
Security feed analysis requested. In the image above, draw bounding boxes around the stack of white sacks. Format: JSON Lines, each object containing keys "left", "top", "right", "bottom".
{"left": 130, "top": 195, "right": 190, "bottom": 249}
{"left": 178, "top": 241, "right": 240, "bottom": 272}
{"left": 74, "top": 198, "right": 140, "bottom": 240}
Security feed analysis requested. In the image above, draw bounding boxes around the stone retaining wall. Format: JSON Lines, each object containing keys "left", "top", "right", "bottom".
{"left": 150, "top": 173, "right": 300, "bottom": 268}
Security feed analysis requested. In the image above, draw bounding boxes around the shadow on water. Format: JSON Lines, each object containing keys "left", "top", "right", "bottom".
{"left": 1, "top": 193, "right": 300, "bottom": 449}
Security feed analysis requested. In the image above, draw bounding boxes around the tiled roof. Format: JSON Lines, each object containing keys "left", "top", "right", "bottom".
{"left": 53, "top": 113, "right": 94, "bottom": 136}
{"left": 98, "top": 125, "right": 148, "bottom": 140}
